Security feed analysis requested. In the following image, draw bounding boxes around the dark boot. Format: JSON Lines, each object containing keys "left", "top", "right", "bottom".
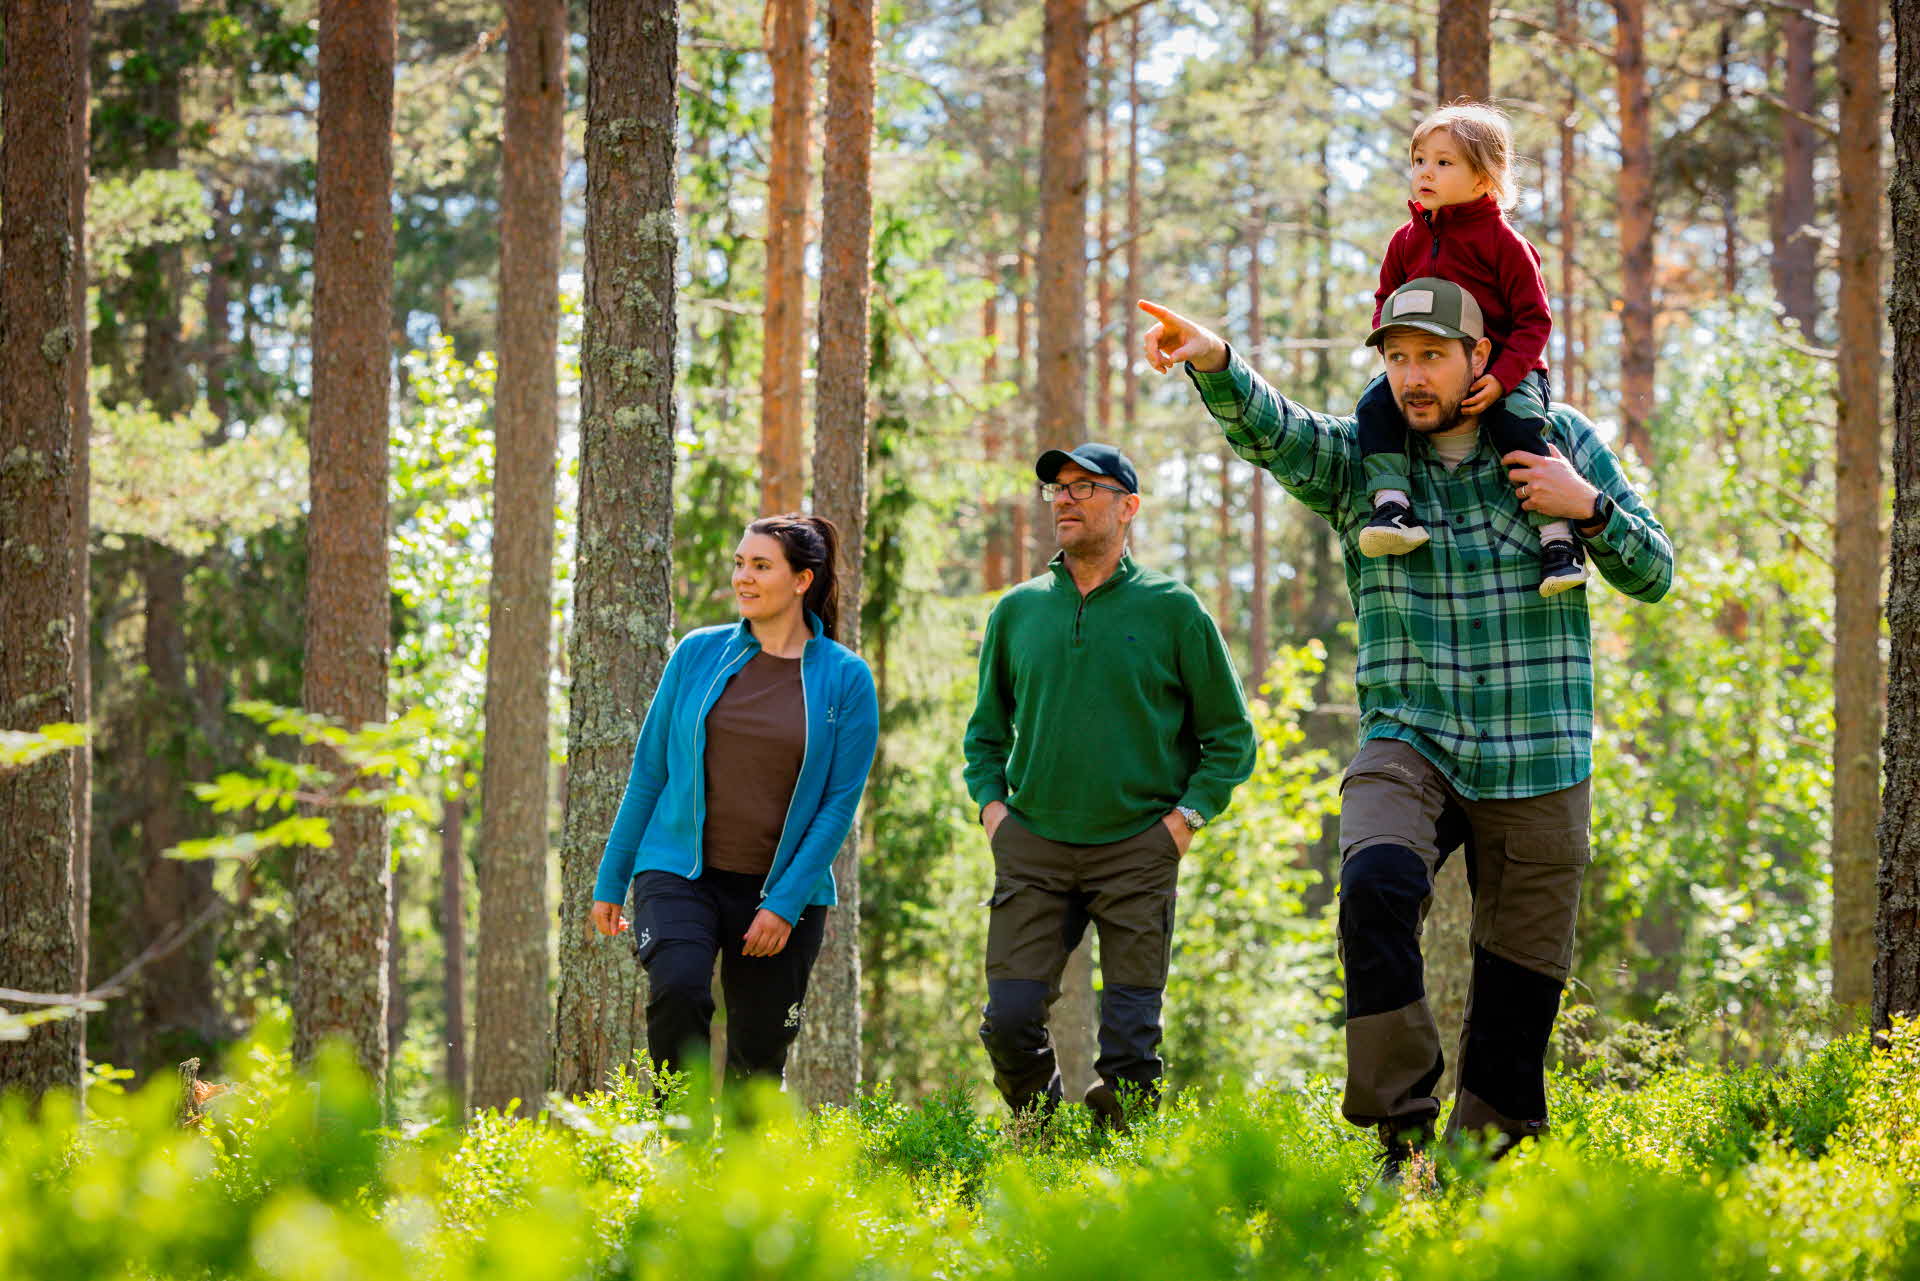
{"left": 1084, "top": 1082, "right": 1129, "bottom": 1134}
{"left": 1374, "top": 1118, "right": 1436, "bottom": 1189}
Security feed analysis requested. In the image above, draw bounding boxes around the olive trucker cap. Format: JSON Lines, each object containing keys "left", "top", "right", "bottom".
{"left": 1365, "top": 277, "right": 1487, "bottom": 347}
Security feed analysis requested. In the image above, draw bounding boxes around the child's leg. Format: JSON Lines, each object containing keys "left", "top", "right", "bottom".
{"left": 1356, "top": 373, "right": 1414, "bottom": 505}
{"left": 1354, "top": 374, "right": 1430, "bottom": 557}
{"left": 1484, "top": 372, "right": 1571, "bottom": 543}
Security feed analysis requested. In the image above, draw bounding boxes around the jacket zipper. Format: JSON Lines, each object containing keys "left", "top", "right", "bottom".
{"left": 1424, "top": 206, "right": 1440, "bottom": 263}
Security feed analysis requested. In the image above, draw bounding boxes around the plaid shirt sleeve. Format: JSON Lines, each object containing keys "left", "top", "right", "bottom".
{"left": 1185, "top": 347, "right": 1360, "bottom": 525}
{"left": 1562, "top": 411, "right": 1673, "bottom": 602}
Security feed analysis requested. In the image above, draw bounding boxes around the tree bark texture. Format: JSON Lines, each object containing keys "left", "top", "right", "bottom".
{"left": 983, "top": 291, "right": 1007, "bottom": 591}
{"left": 554, "top": 0, "right": 679, "bottom": 1097}
{"left": 295, "top": 0, "right": 396, "bottom": 1082}
{"left": 1832, "top": 0, "right": 1884, "bottom": 1013}
{"left": 0, "top": 0, "right": 83, "bottom": 1102}
{"left": 1611, "top": 0, "right": 1656, "bottom": 460}
{"left": 1034, "top": 0, "right": 1088, "bottom": 458}
{"left": 1772, "top": 8, "right": 1819, "bottom": 336}
{"left": 759, "top": 0, "right": 811, "bottom": 515}
{"left": 1093, "top": 28, "right": 1113, "bottom": 438}
{"left": 789, "top": 0, "right": 874, "bottom": 1107}
{"left": 68, "top": 0, "right": 93, "bottom": 1016}
{"left": 1013, "top": 262, "right": 1034, "bottom": 575}
{"left": 1246, "top": 224, "right": 1268, "bottom": 684}
{"left": 1878, "top": 0, "right": 1919, "bottom": 1030}
{"left": 473, "top": 0, "right": 567, "bottom": 1114}
{"left": 1436, "top": 0, "right": 1490, "bottom": 102}
{"left": 1122, "top": 14, "right": 1141, "bottom": 446}
{"left": 440, "top": 793, "right": 469, "bottom": 1112}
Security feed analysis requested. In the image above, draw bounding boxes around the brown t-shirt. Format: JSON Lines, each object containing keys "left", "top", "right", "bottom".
{"left": 701, "top": 651, "right": 806, "bottom": 875}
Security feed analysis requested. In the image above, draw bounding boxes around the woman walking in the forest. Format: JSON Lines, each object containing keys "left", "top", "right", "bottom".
{"left": 588, "top": 516, "right": 879, "bottom": 1084}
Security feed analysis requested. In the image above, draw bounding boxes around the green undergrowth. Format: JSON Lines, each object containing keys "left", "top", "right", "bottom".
{"left": 2, "top": 1023, "right": 1916, "bottom": 1281}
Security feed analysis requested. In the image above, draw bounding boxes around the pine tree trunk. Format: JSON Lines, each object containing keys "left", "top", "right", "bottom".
{"left": 1246, "top": 220, "right": 1268, "bottom": 683}
{"left": 1877, "top": 0, "right": 1919, "bottom": 1029}
{"left": 1832, "top": 0, "right": 1884, "bottom": 1014}
{"left": 1555, "top": 0, "right": 1579, "bottom": 397}
{"left": 1121, "top": 14, "right": 1141, "bottom": 448}
{"left": 1093, "top": 28, "right": 1113, "bottom": 439}
{"left": 1612, "top": 0, "right": 1656, "bottom": 459}
{"left": 0, "top": 0, "right": 83, "bottom": 1104}
{"left": 1772, "top": 8, "right": 1818, "bottom": 336}
{"left": 68, "top": 0, "right": 93, "bottom": 1039}
{"left": 295, "top": 0, "right": 396, "bottom": 1082}
{"left": 1436, "top": 0, "right": 1490, "bottom": 102}
{"left": 554, "top": 0, "right": 679, "bottom": 1097}
{"left": 1014, "top": 258, "right": 1034, "bottom": 575}
{"left": 789, "top": 0, "right": 874, "bottom": 1107}
{"left": 759, "top": 0, "right": 811, "bottom": 514}
{"left": 983, "top": 290, "right": 1006, "bottom": 591}
{"left": 1035, "top": 0, "right": 1088, "bottom": 456}
{"left": 473, "top": 0, "right": 566, "bottom": 1114}
{"left": 440, "top": 792, "right": 469, "bottom": 1112}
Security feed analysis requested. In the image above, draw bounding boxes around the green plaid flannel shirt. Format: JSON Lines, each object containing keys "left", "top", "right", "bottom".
{"left": 1188, "top": 349, "right": 1673, "bottom": 799}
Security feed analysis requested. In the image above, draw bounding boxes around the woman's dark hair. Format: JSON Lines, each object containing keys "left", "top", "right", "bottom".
{"left": 746, "top": 513, "right": 843, "bottom": 640}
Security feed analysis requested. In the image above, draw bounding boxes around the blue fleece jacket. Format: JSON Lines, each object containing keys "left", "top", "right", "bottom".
{"left": 591, "top": 613, "right": 880, "bottom": 925}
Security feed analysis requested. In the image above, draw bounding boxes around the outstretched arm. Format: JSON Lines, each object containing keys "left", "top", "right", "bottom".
{"left": 1137, "top": 298, "right": 1360, "bottom": 522}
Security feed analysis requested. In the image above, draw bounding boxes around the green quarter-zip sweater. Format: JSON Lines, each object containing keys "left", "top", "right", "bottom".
{"left": 963, "top": 554, "right": 1255, "bottom": 844}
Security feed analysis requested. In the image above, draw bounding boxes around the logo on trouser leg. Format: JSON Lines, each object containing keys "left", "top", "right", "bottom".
{"left": 785, "top": 1003, "right": 805, "bottom": 1028}
{"left": 637, "top": 928, "right": 651, "bottom": 949}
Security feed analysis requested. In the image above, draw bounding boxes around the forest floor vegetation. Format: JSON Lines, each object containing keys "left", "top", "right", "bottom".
{"left": 2, "top": 1019, "right": 1915, "bottom": 1280}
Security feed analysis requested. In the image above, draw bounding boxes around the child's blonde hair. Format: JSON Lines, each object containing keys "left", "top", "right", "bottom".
{"left": 1411, "top": 101, "right": 1516, "bottom": 209}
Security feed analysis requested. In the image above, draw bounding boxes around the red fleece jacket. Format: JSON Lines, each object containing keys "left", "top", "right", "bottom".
{"left": 1371, "top": 194, "right": 1552, "bottom": 397}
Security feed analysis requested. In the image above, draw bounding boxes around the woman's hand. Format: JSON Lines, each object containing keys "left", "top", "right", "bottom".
{"left": 589, "top": 900, "right": 628, "bottom": 937}
{"left": 742, "top": 908, "right": 793, "bottom": 957}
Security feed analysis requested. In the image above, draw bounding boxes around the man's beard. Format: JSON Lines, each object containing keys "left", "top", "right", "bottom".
{"left": 1396, "top": 385, "right": 1468, "bottom": 433}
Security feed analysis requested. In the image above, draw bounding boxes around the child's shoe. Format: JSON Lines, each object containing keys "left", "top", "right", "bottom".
{"left": 1538, "top": 539, "right": 1588, "bottom": 597}
{"left": 1359, "top": 501, "right": 1430, "bottom": 558}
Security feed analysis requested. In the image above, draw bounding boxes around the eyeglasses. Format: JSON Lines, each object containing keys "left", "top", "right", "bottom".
{"left": 1040, "top": 479, "right": 1130, "bottom": 502}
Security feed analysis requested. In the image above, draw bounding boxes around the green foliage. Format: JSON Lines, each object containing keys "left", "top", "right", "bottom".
{"left": 92, "top": 399, "right": 307, "bottom": 556}
{"left": 171, "top": 702, "right": 437, "bottom": 862}
{"left": 6, "top": 1026, "right": 1919, "bottom": 1279}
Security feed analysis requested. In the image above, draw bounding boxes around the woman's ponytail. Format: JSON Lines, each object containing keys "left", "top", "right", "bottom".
{"left": 746, "top": 513, "right": 843, "bottom": 641}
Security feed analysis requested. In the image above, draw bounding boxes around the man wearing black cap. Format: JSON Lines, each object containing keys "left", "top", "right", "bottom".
{"left": 963, "top": 443, "right": 1255, "bottom": 1126}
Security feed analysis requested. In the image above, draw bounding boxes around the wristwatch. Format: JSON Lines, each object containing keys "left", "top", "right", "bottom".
{"left": 1175, "top": 805, "right": 1206, "bottom": 831}
{"left": 1581, "top": 490, "right": 1614, "bottom": 535}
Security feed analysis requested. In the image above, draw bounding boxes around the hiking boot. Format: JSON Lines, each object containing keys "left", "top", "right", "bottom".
{"left": 1359, "top": 501, "right": 1431, "bottom": 558}
{"left": 1084, "top": 1082, "right": 1130, "bottom": 1134}
{"left": 1538, "top": 539, "right": 1589, "bottom": 597}
{"left": 1374, "top": 1119, "right": 1435, "bottom": 1189}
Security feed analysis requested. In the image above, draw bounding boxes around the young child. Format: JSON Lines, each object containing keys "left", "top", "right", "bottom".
{"left": 1356, "top": 102, "right": 1586, "bottom": 597}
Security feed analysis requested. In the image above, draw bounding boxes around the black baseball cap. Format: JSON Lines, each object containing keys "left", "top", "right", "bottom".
{"left": 1035, "top": 442, "right": 1140, "bottom": 494}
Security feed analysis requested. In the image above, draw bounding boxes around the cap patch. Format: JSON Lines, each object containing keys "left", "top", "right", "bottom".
{"left": 1391, "top": 289, "right": 1436, "bottom": 318}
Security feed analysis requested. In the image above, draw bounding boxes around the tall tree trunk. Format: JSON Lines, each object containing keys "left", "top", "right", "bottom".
{"left": 759, "top": 0, "right": 811, "bottom": 514}
{"left": 1556, "top": 0, "right": 1579, "bottom": 398}
{"left": 473, "top": 0, "right": 566, "bottom": 1114}
{"left": 0, "top": 0, "right": 83, "bottom": 1104}
{"left": 1093, "top": 28, "right": 1113, "bottom": 438}
{"left": 1035, "top": 0, "right": 1088, "bottom": 458}
{"left": 1772, "top": 8, "right": 1818, "bottom": 336}
{"left": 1014, "top": 255, "right": 1034, "bottom": 574}
{"left": 1436, "top": 0, "right": 1490, "bottom": 101}
{"left": 386, "top": 858, "right": 408, "bottom": 1084}
{"left": 295, "top": 0, "right": 396, "bottom": 1081}
{"left": 1246, "top": 220, "right": 1268, "bottom": 683}
{"left": 440, "top": 792, "right": 469, "bottom": 1112}
{"left": 1612, "top": 0, "right": 1656, "bottom": 460}
{"left": 1877, "top": 0, "right": 1918, "bottom": 1030}
{"left": 1832, "top": 0, "right": 1884, "bottom": 1014}
{"left": 68, "top": 0, "right": 93, "bottom": 1034}
{"left": 983, "top": 289, "right": 1006, "bottom": 590}
{"left": 789, "top": 0, "right": 874, "bottom": 1106}
{"left": 554, "top": 0, "right": 679, "bottom": 1096}
{"left": 1718, "top": 26, "right": 1740, "bottom": 300}
{"left": 1121, "top": 13, "right": 1141, "bottom": 447}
